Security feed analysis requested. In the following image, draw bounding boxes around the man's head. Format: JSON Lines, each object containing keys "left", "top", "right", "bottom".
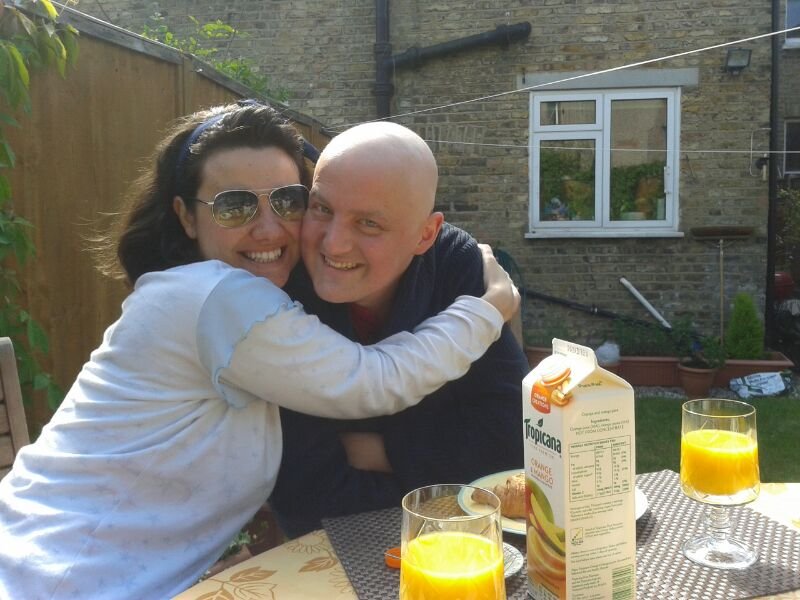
{"left": 301, "top": 122, "right": 443, "bottom": 317}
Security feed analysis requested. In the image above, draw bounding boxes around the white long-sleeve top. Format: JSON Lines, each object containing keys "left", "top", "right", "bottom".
{"left": 0, "top": 260, "right": 503, "bottom": 599}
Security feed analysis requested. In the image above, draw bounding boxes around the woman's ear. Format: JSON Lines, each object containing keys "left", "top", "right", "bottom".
{"left": 173, "top": 196, "right": 198, "bottom": 239}
{"left": 414, "top": 211, "right": 444, "bottom": 256}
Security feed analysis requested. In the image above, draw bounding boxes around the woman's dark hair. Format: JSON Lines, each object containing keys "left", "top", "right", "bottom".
{"left": 95, "top": 102, "right": 310, "bottom": 285}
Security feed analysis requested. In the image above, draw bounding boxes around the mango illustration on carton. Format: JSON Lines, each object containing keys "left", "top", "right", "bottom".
{"left": 523, "top": 339, "right": 636, "bottom": 600}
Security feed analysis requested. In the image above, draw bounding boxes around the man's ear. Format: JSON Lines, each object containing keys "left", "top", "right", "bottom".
{"left": 173, "top": 196, "right": 198, "bottom": 240}
{"left": 414, "top": 211, "right": 444, "bottom": 256}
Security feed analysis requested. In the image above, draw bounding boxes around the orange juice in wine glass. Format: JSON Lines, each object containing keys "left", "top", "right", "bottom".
{"left": 680, "top": 399, "right": 760, "bottom": 569}
{"left": 681, "top": 429, "right": 759, "bottom": 502}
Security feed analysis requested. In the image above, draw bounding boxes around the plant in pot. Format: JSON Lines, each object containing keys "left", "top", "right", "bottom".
{"left": 714, "top": 292, "right": 795, "bottom": 385}
{"left": 725, "top": 293, "right": 764, "bottom": 360}
{"left": 677, "top": 335, "right": 726, "bottom": 399}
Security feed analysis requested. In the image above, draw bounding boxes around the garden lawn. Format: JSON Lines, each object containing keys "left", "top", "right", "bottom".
{"left": 636, "top": 395, "right": 800, "bottom": 483}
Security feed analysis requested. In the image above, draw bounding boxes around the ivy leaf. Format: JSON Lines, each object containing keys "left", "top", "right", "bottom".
{"left": 27, "top": 318, "right": 49, "bottom": 354}
{"left": 38, "top": 0, "right": 59, "bottom": 20}
{"left": 0, "top": 175, "right": 12, "bottom": 202}
{"left": 0, "top": 112, "right": 20, "bottom": 128}
{"left": 47, "top": 381, "right": 64, "bottom": 411}
{"left": 61, "top": 28, "right": 80, "bottom": 68}
{"left": 15, "top": 11, "right": 39, "bottom": 38}
{"left": 0, "top": 141, "right": 16, "bottom": 168}
{"left": 33, "top": 372, "right": 50, "bottom": 390}
{"left": 6, "top": 44, "right": 30, "bottom": 89}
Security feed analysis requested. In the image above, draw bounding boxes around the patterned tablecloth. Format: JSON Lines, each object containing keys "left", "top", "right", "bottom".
{"left": 174, "top": 481, "right": 800, "bottom": 600}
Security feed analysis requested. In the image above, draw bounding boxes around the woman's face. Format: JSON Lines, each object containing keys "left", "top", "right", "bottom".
{"left": 174, "top": 146, "right": 302, "bottom": 288}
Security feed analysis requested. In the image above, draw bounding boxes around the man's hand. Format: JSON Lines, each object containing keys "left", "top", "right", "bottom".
{"left": 339, "top": 432, "right": 394, "bottom": 473}
{"left": 478, "top": 243, "right": 520, "bottom": 322}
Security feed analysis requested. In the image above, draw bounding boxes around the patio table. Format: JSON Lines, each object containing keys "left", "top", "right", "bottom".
{"left": 174, "top": 476, "right": 800, "bottom": 600}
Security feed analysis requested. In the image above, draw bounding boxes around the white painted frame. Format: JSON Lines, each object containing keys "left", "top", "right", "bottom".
{"left": 528, "top": 88, "right": 682, "bottom": 238}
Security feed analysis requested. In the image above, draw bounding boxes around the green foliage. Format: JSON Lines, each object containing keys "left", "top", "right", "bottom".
{"left": 538, "top": 154, "right": 665, "bottom": 220}
{"left": 612, "top": 317, "right": 725, "bottom": 369}
{"left": 1, "top": 0, "right": 76, "bottom": 410}
{"left": 141, "top": 14, "right": 288, "bottom": 102}
{"left": 612, "top": 319, "right": 684, "bottom": 356}
{"left": 609, "top": 161, "right": 664, "bottom": 219}
{"left": 725, "top": 293, "right": 764, "bottom": 360}
{"left": 680, "top": 334, "right": 726, "bottom": 370}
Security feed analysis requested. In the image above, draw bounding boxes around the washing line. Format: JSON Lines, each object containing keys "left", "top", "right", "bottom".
{"left": 419, "top": 140, "right": 800, "bottom": 156}
{"left": 327, "top": 24, "right": 800, "bottom": 132}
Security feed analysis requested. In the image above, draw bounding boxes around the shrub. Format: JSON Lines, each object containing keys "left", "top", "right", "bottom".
{"left": 725, "top": 293, "right": 764, "bottom": 359}
{"left": 612, "top": 319, "right": 685, "bottom": 357}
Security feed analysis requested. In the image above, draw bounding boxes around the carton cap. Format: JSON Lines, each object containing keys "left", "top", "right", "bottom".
{"left": 537, "top": 354, "right": 571, "bottom": 385}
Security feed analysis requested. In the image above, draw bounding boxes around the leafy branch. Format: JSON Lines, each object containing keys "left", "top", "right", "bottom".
{"left": 1, "top": 0, "right": 79, "bottom": 410}
{"left": 141, "top": 13, "right": 288, "bottom": 102}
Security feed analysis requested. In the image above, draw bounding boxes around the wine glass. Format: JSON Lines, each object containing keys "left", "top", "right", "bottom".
{"left": 399, "top": 484, "right": 506, "bottom": 600}
{"left": 680, "top": 398, "right": 760, "bottom": 569}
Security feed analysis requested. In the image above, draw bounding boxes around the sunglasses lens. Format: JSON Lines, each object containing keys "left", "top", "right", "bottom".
{"left": 212, "top": 191, "right": 259, "bottom": 227}
{"left": 269, "top": 185, "right": 309, "bottom": 221}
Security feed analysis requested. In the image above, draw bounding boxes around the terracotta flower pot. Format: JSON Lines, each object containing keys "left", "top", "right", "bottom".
{"left": 677, "top": 363, "right": 717, "bottom": 399}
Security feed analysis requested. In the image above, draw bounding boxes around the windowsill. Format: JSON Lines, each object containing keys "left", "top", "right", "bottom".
{"left": 525, "top": 229, "right": 686, "bottom": 239}
{"left": 783, "top": 40, "right": 800, "bottom": 50}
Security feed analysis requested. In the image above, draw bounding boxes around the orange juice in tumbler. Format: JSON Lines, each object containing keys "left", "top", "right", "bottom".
{"left": 681, "top": 429, "right": 759, "bottom": 501}
{"left": 400, "top": 532, "right": 505, "bottom": 600}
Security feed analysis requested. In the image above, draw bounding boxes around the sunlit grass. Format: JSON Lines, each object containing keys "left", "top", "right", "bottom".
{"left": 636, "top": 395, "right": 800, "bottom": 483}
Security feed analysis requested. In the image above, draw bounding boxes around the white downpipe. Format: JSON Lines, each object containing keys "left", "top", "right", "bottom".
{"left": 619, "top": 277, "right": 672, "bottom": 329}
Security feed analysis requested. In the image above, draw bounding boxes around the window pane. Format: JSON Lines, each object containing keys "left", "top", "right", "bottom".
{"left": 540, "top": 100, "right": 596, "bottom": 126}
{"left": 788, "top": 0, "right": 800, "bottom": 37}
{"left": 538, "top": 140, "right": 596, "bottom": 221}
{"left": 609, "top": 99, "right": 667, "bottom": 221}
{"left": 787, "top": 122, "right": 800, "bottom": 173}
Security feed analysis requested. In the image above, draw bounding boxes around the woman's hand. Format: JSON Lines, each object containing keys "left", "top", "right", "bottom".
{"left": 479, "top": 243, "right": 520, "bottom": 322}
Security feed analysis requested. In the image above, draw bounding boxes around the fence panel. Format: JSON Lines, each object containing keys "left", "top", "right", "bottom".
{"left": 4, "top": 11, "right": 329, "bottom": 431}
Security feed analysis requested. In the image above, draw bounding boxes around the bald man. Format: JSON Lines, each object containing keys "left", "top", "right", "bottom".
{"left": 270, "top": 123, "right": 527, "bottom": 537}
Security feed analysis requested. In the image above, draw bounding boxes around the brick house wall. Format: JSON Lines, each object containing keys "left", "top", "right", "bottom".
{"left": 84, "top": 0, "right": 775, "bottom": 350}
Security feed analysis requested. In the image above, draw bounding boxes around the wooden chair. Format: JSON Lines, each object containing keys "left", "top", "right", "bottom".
{"left": 0, "top": 337, "right": 30, "bottom": 479}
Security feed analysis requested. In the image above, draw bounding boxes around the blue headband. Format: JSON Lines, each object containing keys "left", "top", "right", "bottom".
{"left": 173, "top": 100, "right": 320, "bottom": 186}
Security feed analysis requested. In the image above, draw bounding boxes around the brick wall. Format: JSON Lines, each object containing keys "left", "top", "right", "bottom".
{"left": 84, "top": 0, "right": 775, "bottom": 349}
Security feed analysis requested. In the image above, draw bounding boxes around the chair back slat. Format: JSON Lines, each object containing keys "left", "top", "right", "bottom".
{"left": 0, "top": 337, "right": 30, "bottom": 476}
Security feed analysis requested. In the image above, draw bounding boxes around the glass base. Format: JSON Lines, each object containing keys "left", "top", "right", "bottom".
{"left": 682, "top": 534, "right": 758, "bottom": 569}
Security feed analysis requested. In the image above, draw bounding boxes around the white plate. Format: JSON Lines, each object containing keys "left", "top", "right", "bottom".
{"left": 635, "top": 487, "right": 649, "bottom": 520}
{"left": 459, "top": 469, "right": 527, "bottom": 536}
{"left": 460, "top": 470, "right": 650, "bottom": 535}
{"left": 502, "top": 543, "right": 524, "bottom": 578}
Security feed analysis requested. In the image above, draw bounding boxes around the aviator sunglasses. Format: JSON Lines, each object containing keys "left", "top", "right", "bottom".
{"left": 186, "top": 184, "right": 309, "bottom": 228}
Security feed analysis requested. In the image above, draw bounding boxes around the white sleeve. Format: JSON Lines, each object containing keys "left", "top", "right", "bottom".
{"left": 196, "top": 268, "right": 504, "bottom": 417}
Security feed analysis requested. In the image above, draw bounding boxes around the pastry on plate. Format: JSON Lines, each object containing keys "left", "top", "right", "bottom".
{"left": 471, "top": 472, "right": 526, "bottom": 519}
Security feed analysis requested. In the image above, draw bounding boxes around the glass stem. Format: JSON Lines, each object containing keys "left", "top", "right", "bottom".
{"left": 705, "top": 505, "right": 733, "bottom": 541}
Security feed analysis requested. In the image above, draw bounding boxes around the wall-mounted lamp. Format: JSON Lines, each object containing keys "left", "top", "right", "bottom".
{"left": 724, "top": 47, "right": 751, "bottom": 75}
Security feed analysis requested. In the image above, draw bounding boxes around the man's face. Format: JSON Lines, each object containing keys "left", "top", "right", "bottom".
{"left": 301, "top": 154, "right": 440, "bottom": 314}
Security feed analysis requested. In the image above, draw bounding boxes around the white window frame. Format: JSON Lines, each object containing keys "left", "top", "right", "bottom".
{"left": 528, "top": 88, "right": 682, "bottom": 238}
{"left": 786, "top": 0, "right": 800, "bottom": 48}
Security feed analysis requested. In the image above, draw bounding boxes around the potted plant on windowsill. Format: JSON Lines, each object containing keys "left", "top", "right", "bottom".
{"left": 677, "top": 336, "right": 727, "bottom": 399}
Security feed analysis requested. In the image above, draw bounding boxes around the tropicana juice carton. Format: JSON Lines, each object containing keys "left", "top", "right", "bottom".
{"left": 523, "top": 339, "right": 636, "bottom": 600}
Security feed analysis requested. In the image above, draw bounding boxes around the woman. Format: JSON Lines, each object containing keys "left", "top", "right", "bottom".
{"left": 0, "top": 102, "right": 518, "bottom": 598}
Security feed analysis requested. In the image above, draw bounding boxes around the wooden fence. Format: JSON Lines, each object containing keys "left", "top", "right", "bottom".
{"left": 5, "top": 8, "right": 330, "bottom": 432}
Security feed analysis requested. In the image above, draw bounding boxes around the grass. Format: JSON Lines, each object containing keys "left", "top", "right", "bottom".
{"left": 636, "top": 395, "right": 800, "bottom": 483}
